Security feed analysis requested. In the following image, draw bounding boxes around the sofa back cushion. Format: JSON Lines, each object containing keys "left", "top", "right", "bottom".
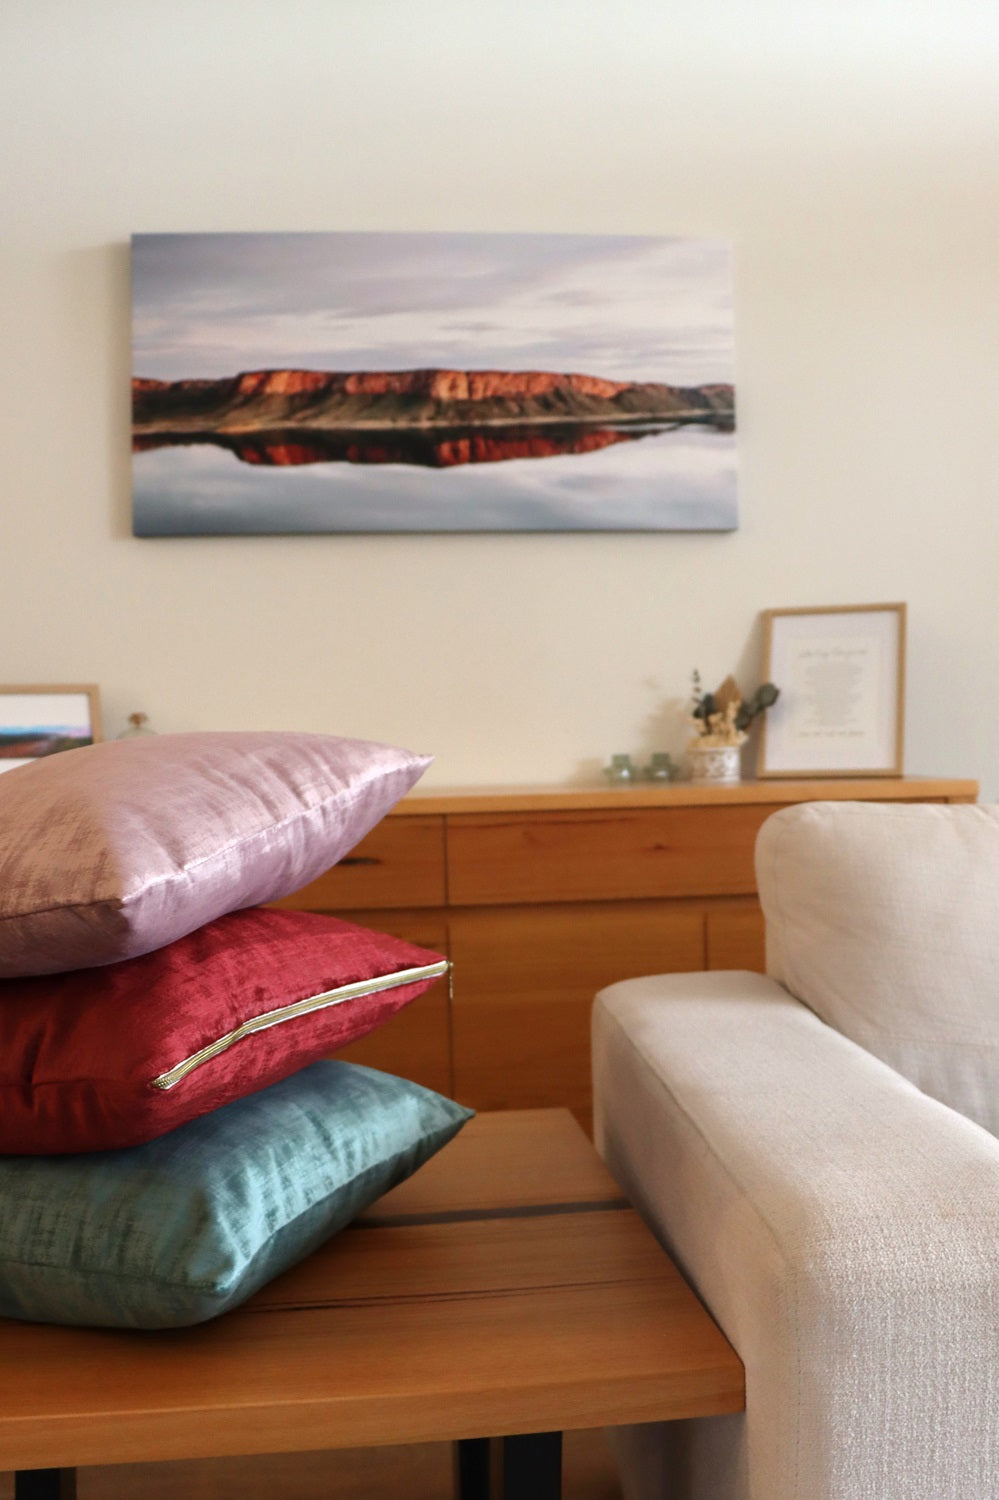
{"left": 756, "top": 800, "right": 999, "bottom": 1135}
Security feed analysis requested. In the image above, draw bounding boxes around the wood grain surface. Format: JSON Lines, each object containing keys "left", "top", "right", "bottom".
{"left": 0, "top": 1111, "right": 742, "bottom": 1476}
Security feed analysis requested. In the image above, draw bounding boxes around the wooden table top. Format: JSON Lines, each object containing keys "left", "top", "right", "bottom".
{"left": 0, "top": 1109, "right": 744, "bottom": 1473}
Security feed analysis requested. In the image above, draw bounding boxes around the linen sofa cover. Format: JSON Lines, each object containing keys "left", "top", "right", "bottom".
{"left": 757, "top": 800, "right": 999, "bottom": 1135}
{"left": 592, "top": 800, "right": 999, "bottom": 1500}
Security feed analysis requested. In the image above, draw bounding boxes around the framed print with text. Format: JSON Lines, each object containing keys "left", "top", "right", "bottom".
{"left": 757, "top": 604, "right": 906, "bottom": 778}
{"left": 0, "top": 685, "right": 102, "bottom": 774}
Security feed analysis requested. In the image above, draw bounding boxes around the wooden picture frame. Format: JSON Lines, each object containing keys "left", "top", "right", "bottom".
{"left": 0, "top": 684, "right": 102, "bottom": 774}
{"left": 757, "top": 604, "right": 906, "bottom": 778}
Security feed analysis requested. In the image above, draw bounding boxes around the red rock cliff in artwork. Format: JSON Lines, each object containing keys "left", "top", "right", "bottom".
{"left": 132, "top": 367, "right": 735, "bottom": 435}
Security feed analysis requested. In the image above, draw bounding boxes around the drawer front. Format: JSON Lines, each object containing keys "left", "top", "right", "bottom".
{"left": 329, "top": 985, "right": 452, "bottom": 1096}
{"left": 446, "top": 806, "right": 783, "bottom": 906}
{"left": 269, "top": 815, "right": 446, "bottom": 911}
{"left": 704, "top": 901, "right": 767, "bottom": 973}
{"left": 449, "top": 901, "right": 704, "bottom": 1122}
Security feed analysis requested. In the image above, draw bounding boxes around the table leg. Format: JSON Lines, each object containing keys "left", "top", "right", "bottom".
{"left": 454, "top": 1431, "right": 562, "bottom": 1499}
{"left": 454, "top": 1436, "right": 492, "bottom": 1500}
{"left": 14, "top": 1472, "right": 77, "bottom": 1500}
{"left": 501, "top": 1431, "right": 562, "bottom": 1500}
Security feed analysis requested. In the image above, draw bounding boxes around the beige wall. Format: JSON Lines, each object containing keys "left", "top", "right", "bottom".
{"left": 3, "top": 0, "right": 997, "bottom": 792}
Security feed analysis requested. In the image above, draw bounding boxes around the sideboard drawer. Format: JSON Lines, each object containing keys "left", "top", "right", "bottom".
{"left": 705, "top": 902, "right": 767, "bottom": 973}
{"left": 449, "top": 900, "right": 705, "bottom": 1122}
{"left": 270, "top": 816, "right": 447, "bottom": 911}
{"left": 446, "top": 805, "right": 783, "bottom": 906}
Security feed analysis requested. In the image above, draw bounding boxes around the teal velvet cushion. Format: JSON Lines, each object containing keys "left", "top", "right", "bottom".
{"left": 0, "top": 1061, "right": 472, "bottom": 1330}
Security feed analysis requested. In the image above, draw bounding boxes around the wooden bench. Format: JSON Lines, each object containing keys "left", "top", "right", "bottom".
{"left": 1, "top": 1110, "right": 744, "bottom": 1500}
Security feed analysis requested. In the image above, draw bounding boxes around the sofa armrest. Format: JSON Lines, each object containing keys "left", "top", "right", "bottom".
{"left": 592, "top": 970, "right": 999, "bottom": 1500}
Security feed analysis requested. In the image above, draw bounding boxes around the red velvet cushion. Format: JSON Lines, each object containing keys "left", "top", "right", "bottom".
{"left": 0, "top": 907, "right": 448, "bottom": 1154}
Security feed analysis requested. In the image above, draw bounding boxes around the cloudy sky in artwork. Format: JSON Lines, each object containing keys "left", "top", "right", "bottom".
{"left": 132, "top": 232, "right": 735, "bottom": 387}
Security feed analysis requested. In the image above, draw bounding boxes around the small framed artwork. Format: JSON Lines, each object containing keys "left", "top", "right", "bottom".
{"left": 0, "top": 685, "right": 102, "bottom": 773}
{"left": 757, "top": 604, "right": 906, "bottom": 778}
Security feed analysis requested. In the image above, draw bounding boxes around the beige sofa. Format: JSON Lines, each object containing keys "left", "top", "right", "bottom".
{"left": 593, "top": 800, "right": 999, "bottom": 1500}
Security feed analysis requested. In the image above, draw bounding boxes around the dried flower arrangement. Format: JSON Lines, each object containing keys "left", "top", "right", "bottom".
{"left": 689, "top": 671, "right": 780, "bottom": 749}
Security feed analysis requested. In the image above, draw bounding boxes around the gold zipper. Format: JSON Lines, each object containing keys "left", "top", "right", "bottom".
{"left": 150, "top": 959, "right": 449, "bottom": 1091}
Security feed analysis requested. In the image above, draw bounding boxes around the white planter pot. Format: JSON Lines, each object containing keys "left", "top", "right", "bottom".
{"left": 688, "top": 743, "right": 742, "bottom": 785}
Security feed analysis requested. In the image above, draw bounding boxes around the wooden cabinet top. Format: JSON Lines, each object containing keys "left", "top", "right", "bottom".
{"left": 389, "top": 776, "right": 978, "bottom": 817}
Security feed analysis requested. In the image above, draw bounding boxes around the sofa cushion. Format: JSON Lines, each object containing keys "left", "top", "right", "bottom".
{"left": 0, "top": 1060, "right": 473, "bottom": 1329}
{"left": 0, "top": 730, "right": 430, "bottom": 976}
{"left": 0, "top": 906, "right": 449, "bottom": 1154}
{"left": 756, "top": 800, "right": 999, "bottom": 1135}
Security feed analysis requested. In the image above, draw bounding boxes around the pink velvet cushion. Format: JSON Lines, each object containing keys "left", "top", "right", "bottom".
{"left": 0, "top": 906, "right": 449, "bottom": 1154}
{"left": 0, "top": 730, "right": 430, "bottom": 976}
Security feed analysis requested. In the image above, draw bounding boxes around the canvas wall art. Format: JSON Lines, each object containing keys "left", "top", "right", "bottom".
{"left": 131, "top": 232, "right": 736, "bottom": 535}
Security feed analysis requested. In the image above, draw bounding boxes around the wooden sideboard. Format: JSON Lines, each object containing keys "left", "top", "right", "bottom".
{"left": 272, "top": 777, "right": 978, "bottom": 1128}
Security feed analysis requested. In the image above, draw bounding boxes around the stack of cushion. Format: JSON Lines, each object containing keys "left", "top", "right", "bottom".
{"left": 0, "top": 730, "right": 471, "bottom": 1329}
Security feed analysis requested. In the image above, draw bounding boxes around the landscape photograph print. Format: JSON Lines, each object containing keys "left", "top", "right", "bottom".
{"left": 0, "top": 686, "right": 100, "bottom": 773}
{"left": 131, "top": 231, "right": 737, "bottom": 535}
